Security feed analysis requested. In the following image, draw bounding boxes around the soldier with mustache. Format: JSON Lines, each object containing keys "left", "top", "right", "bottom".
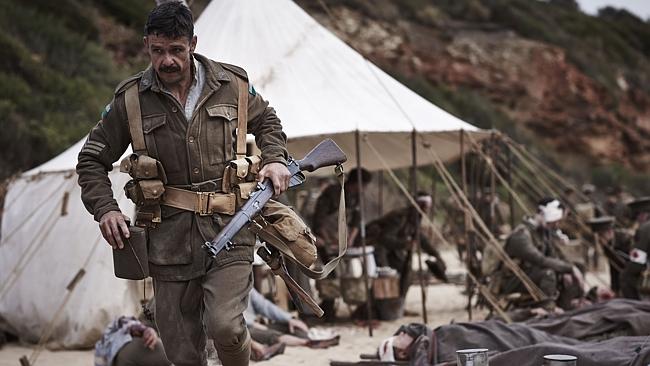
{"left": 77, "top": 3, "right": 291, "bottom": 365}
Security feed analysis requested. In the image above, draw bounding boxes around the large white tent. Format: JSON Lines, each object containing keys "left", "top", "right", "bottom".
{"left": 194, "top": 0, "right": 482, "bottom": 170}
{"left": 0, "top": 140, "right": 137, "bottom": 348}
{"left": 0, "top": 0, "right": 482, "bottom": 349}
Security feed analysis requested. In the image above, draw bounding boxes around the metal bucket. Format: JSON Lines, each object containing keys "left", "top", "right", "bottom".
{"left": 456, "top": 348, "right": 489, "bottom": 366}
{"left": 543, "top": 354, "right": 577, "bottom": 365}
{"left": 337, "top": 246, "right": 377, "bottom": 278}
{"left": 112, "top": 226, "right": 149, "bottom": 280}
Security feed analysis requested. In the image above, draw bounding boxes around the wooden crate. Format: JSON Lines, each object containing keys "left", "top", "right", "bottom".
{"left": 372, "top": 276, "right": 400, "bottom": 300}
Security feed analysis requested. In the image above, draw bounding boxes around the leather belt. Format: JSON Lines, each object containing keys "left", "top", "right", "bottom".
{"left": 161, "top": 186, "right": 236, "bottom": 216}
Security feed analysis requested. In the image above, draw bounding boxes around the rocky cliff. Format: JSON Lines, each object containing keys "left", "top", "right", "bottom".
{"left": 297, "top": 0, "right": 650, "bottom": 189}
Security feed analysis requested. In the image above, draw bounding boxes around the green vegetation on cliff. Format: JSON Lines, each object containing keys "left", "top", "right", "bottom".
{"left": 0, "top": 0, "right": 149, "bottom": 180}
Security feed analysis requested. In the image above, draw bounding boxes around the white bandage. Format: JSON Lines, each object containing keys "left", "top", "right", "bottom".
{"left": 539, "top": 200, "right": 564, "bottom": 223}
{"left": 416, "top": 195, "right": 433, "bottom": 207}
{"left": 378, "top": 336, "right": 396, "bottom": 362}
{"left": 630, "top": 248, "right": 648, "bottom": 265}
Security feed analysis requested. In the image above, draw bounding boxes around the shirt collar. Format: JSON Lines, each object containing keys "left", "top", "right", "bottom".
{"left": 191, "top": 56, "right": 199, "bottom": 86}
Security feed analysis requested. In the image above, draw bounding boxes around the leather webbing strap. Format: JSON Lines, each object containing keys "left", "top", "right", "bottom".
{"left": 250, "top": 166, "right": 347, "bottom": 280}
{"left": 161, "top": 187, "right": 236, "bottom": 216}
{"left": 236, "top": 78, "right": 249, "bottom": 159}
{"left": 124, "top": 83, "right": 147, "bottom": 155}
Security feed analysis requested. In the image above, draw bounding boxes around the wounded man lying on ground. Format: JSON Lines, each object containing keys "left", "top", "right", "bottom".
{"left": 244, "top": 287, "right": 340, "bottom": 351}
{"left": 375, "top": 300, "right": 650, "bottom": 366}
{"left": 94, "top": 316, "right": 171, "bottom": 366}
{"left": 523, "top": 298, "right": 650, "bottom": 341}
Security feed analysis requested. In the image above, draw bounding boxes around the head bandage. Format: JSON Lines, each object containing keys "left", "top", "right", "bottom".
{"left": 416, "top": 195, "right": 433, "bottom": 207}
{"left": 378, "top": 336, "right": 396, "bottom": 362}
{"left": 539, "top": 199, "right": 564, "bottom": 223}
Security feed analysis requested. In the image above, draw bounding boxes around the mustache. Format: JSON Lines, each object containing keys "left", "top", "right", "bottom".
{"left": 160, "top": 65, "right": 181, "bottom": 73}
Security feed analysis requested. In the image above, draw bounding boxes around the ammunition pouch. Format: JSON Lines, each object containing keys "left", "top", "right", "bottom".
{"left": 222, "top": 155, "right": 263, "bottom": 202}
{"left": 120, "top": 153, "right": 167, "bottom": 228}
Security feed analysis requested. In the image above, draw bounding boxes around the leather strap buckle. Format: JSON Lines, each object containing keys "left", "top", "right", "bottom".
{"left": 197, "top": 191, "right": 214, "bottom": 216}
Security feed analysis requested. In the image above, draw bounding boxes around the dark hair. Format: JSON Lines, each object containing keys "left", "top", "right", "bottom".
{"left": 346, "top": 168, "right": 372, "bottom": 185}
{"left": 144, "top": 2, "right": 194, "bottom": 40}
{"left": 416, "top": 191, "right": 431, "bottom": 198}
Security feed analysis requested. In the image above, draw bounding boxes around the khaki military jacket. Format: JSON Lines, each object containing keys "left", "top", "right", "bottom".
{"left": 312, "top": 183, "right": 360, "bottom": 241}
{"left": 76, "top": 53, "right": 288, "bottom": 281}
{"left": 621, "top": 221, "right": 650, "bottom": 299}
{"left": 504, "top": 223, "right": 573, "bottom": 275}
{"left": 631, "top": 221, "right": 650, "bottom": 260}
{"left": 366, "top": 207, "right": 442, "bottom": 269}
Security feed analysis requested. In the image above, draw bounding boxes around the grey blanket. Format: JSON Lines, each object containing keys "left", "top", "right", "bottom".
{"left": 488, "top": 336, "right": 650, "bottom": 366}
{"left": 433, "top": 300, "right": 650, "bottom": 365}
{"left": 434, "top": 321, "right": 581, "bottom": 363}
{"left": 525, "top": 299, "right": 650, "bottom": 340}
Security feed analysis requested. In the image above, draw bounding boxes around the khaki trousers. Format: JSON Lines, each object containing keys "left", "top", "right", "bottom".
{"left": 154, "top": 260, "right": 253, "bottom": 366}
{"left": 113, "top": 338, "right": 171, "bottom": 366}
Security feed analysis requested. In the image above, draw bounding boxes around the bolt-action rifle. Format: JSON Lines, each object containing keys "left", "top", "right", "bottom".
{"left": 203, "top": 138, "right": 347, "bottom": 316}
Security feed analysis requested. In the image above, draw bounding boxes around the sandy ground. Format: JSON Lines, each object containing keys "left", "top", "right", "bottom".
{"left": 3, "top": 247, "right": 611, "bottom": 366}
{"left": 0, "top": 282, "right": 475, "bottom": 366}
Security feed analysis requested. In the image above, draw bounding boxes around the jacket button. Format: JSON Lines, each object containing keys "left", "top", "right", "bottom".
{"left": 188, "top": 136, "right": 195, "bottom": 143}
{"left": 172, "top": 106, "right": 178, "bottom": 113}
{"left": 193, "top": 167, "right": 199, "bottom": 174}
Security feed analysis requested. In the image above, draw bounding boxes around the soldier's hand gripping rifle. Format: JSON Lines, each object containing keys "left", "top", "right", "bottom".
{"left": 204, "top": 138, "right": 347, "bottom": 256}
{"left": 203, "top": 139, "right": 347, "bottom": 316}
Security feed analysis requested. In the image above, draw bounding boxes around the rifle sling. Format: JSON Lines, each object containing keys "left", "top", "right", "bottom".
{"left": 250, "top": 166, "right": 347, "bottom": 280}
{"left": 236, "top": 78, "right": 248, "bottom": 159}
{"left": 124, "top": 83, "right": 147, "bottom": 155}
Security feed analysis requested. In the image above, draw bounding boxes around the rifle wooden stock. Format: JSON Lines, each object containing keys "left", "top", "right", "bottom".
{"left": 297, "top": 139, "right": 347, "bottom": 172}
{"left": 257, "top": 246, "right": 325, "bottom": 317}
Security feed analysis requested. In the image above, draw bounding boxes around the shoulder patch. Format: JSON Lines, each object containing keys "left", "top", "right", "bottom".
{"left": 101, "top": 103, "right": 111, "bottom": 119}
{"left": 220, "top": 62, "right": 249, "bottom": 81}
{"left": 249, "top": 84, "right": 256, "bottom": 96}
{"left": 114, "top": 72, "right": 144, "bottom": 95}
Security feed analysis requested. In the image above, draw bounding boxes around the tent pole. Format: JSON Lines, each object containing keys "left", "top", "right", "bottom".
{"left": 506, "top": 141, "right": 516, "bottom": 229}
{"left": 460, "top": 130, "right": 473, "bottom": 320}
{"left": 411, "top": 130, "right": 428, "bottom": 324}
{"left": 378, "top": 171, "right": 384, "bottom": 217}
{"left": 490, "top": 133, "right": 497, "bottom": 234}
{"left": 430, "top": 179, "right": 437, "bottom": 240}
{"left": 356, "top": 130, "right": 373, "bottom": 337}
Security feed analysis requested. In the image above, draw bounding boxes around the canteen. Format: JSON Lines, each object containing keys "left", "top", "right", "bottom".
{"left": 112, "top": 226, "right": 149, "bottom": 280}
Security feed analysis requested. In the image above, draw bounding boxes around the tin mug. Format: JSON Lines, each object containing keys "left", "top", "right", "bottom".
{"left": 543, "top": 354, "right": 577, "bottom": 366}
{"left": 456, "top": 348, "right": 489, "bottom": 366}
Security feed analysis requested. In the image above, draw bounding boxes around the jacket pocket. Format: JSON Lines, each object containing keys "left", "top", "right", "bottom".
{"left": 142, "top": 113, "right": 182, "bottom": 174}
{"left": 205, "top": 104, "right": 237, "bottom": 165}
{"left": 146, "top": 210, "right": 193, "bottom": 265}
